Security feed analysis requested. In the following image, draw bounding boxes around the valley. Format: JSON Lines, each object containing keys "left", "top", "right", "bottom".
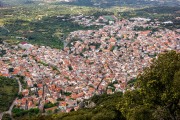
{"left": 0, "top": 0, "right": 180, "bottom": 120}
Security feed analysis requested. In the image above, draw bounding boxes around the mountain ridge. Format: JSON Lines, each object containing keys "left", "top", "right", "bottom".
{"left": 54, "top": 0, "right": 180, "bottom": 7}
{"left": 1, "top": 0, "right": 180, "bottom": 6}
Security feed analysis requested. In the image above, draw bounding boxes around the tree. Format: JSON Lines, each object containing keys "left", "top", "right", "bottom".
{"left": 118, "top": 51, "right": 180, "bottom": 120}
{"left": 0, "top": 39, "right": 3, "bottom": 44}
{"left": 2, "top": 113, "right": 11, "bottom": 120}
{"left": 17, "top": 93, "right": 23, "bottom": 99}
{"left": 8, "top": 68, "right": 14, "bottom": 73}
{"left": 68, "top": 65, "right": 73, "bottom": 71}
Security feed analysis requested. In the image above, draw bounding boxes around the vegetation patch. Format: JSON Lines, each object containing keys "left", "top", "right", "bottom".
{"left": 2, "top": 113, "right": 11, "bottom": 120}
{"left": 12, "top": 108, "right": 40, "bottom": 118}
{"left": 0, "top": 76, "right": 19, "bottom": 112}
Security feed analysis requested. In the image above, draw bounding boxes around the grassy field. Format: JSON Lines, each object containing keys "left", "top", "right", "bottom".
{"left": 0, "top": 5, "right": 105, "bottom": 48}
{"left": 0, "top": 76, "right": 19, "bottom": 112}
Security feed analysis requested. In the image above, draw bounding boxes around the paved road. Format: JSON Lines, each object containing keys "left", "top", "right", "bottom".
{"left": 0, "top": 79, "right": 22, "bottom": 120}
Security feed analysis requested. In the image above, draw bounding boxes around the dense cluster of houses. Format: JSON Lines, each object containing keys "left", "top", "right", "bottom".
{"left": 0, "top": 18, "right": 179, "bottom": 113}
{"left": 70, "top": 15, "right": 117, "bottom": 26}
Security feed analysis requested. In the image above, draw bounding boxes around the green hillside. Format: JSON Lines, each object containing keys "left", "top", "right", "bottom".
{"left": 61, "top": 0, "right": 180, "bottom": 7}
{"left": 0, "top": 76, "right": 19, "bottom": 112}
{"left": 1, "top": 0, "right": 180, "bottom": 7}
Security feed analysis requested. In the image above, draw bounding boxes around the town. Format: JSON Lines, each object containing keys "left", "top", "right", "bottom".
{"left": 0, "top": 18, "right": 179, "bottom": 114}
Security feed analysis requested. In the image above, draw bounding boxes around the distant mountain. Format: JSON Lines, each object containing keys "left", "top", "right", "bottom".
{"left": 0, "top": 1, "right": 6, "bottom": 7}
{"left": 0, "top": 0, "right": 35, "bottom": 5}
{"left": 59, "top": 0, "right": 180, "bottom": 7}
{"left": 0, "top": 0, "right": 180, "bottom": 6}
{"left": 0, "top": 1, "right": 4, "bottom": 7}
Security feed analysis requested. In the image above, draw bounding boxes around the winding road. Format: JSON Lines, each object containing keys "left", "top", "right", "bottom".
{"left": 0, "top": 79, "right": 22, "bottom": 120}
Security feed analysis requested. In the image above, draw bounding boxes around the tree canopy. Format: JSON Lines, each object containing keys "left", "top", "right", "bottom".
{"left": 118, "top": 51, "right": 180, "bottom": 120}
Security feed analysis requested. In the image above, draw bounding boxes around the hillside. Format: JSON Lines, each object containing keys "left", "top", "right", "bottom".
{"left": 0, "top": 0, "right": 35, "bottom": 5}
{"left": 0, "top": 0, "right": 180, "bottom": 120}
{"left": 0, "top": 76, "right": 19, "bottom": 112}
{"left": 0, "top": 1, "right": 6, "bottom": 7}
{"left": 60, "top": 0, "right": 180, "bottom": 7}
{"left": 1, "top": 0, "right": 180, "bottom": 6}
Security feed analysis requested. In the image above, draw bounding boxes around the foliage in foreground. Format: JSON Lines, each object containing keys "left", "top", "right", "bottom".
{"left": 0, "top": 76, "right": 19, "bottom": 112}
{"left": 118, "top": 51, "right": 180, "bottom": 120}
{"left": 2, "top": 113, "right": 11, "bottom": 120}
